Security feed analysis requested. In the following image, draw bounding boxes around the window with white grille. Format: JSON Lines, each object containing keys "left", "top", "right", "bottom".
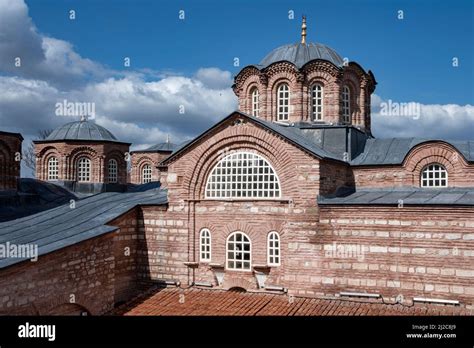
{"left": 251, "top": 88, "right": 259, "bottom": 117}
{"left": 108, "top": 159, "right": 118, "bottom": 183}
{"left": 342, "top": 85, "right": 351, "bottom": 124}
{"left": 311, "top": 84, "right": 324, "bottom": 121}
{"left": 77, "top": 157, "right": 91, "bottom": 182}
{"left": 205, "top": 152, "right": 281, "bottom": 199}
{"left": 421, "top": 163, "right": 448, "bottom": 187}
{"left": 267, "top": 231, "right": 281, "bottom": 266}
{"left": 277, "top": 84, "right": 290, "bottom": 121}
{"left": 200, "top": 228, "right": 211, "bottom": 262}
{"left": 142, "top": 164, "right": 152, "bottom": 184}
{"left": 226, "top": 232, "right": 251, "bottom": 270}
{"left": 48, "top": 157, "right": 59, "bottom": 180}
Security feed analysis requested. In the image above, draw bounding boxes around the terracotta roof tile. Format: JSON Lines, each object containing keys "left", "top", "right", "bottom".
{"left": 110, "top": 287, "right": 472, "bottom": 316}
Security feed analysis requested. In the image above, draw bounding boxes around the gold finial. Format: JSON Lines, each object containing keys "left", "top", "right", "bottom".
{"left": 301, "top": 15, "right": 307, "bottom": 45}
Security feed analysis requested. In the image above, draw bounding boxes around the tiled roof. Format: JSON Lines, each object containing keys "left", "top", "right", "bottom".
{"left": 0, "top": 188, "right": 168, "bottom": 269}
{"left": 258, "top": 43, "right": 344, "bottom": 69}
{"left": 111, "top": 287, "right": 470, "bottom": 316}
{"left": 161, "top": 111, "right": 345, "bottom": 165}
{"left": 318, "top": 187, "right": 474, "bottom": 206}
{"left": 351, "top": 138, "right": 474, "bottom": 165}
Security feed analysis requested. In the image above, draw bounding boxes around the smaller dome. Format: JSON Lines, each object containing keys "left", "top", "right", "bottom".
{"left": 259, "top": 43, "right": 344, "bottom": 69}
{"left": 143, "top": 142, "right": 178, "bottom": 152}
{"left": 46, "top": 120, "right": 119, "bottom": 142}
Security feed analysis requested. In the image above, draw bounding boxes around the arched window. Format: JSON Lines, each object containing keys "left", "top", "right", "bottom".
{"left": 311, "top": 84, "right": 324, "bottom": 121}
{"left": 226, "top": 232, "right": 251, "bottom": 270}
{"left": 342, "top": 85, "right": 351, "bottom": 124}
{"left": 205, "top": 151, "right": 281, "bottom": 199}
{"left": 200, "top": 228, "right": 211, "bottom": 262}
{"left": 277, "top": 83, "right": 290, "bottom": 121}
{"left": 142, "top": 164, "right": 152, "bottom": 184}
{"left": 251, "top": 87, "right": 259, "bottom": 117}
{"left": 77, "top": 157, "right": 91, "bottom": 182}
{"left": 108, "top": 159, "right": 118, "bottom": 183}
{"left": 421, "top": 163, "right": 448, "bottom": 188}
{"left": 48, "top": 157, "right": 59, "bottom": 180}
{"left": 267, "top": 231, "right": 281, "bottom": 266}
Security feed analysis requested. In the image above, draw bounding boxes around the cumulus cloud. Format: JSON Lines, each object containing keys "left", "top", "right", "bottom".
{"left": 371, "top": 94, "right": 474, "bottom": 140}
{"left": 0, "top": 0, "right": 107, "bottom": 89}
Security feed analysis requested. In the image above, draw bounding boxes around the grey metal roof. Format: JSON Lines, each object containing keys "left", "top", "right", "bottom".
{"left": 318, "top": 187, "right": 474, "bottom": 206}
{"left": 135, "top": 142, "right": 178, "bottom": 153}
{"left": 43, "top": 120, "right": 122, "bottom": 143}
{"left": 161, "top": 111, "right": 346, "bottom": 165}
{"left": 0, "top": 188, "right": 168, "bottom": 269}
{"left": 351, "top": 138, "right": 474, "bottom": 166}
{"left": 259, "top": 43, "right": 344, "bottom": 69}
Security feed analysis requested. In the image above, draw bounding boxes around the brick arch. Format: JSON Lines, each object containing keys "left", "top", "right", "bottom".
{"left": 223, "top": 276, "right": 257, "bottom": 291}
{"left": 241, "top": 75, "right": 262, "bottom": 114}
{"left": 0, "top": 139, "right": 14, "bottom": 187}
{"left": 41, "top": 148, "right": 61, "bottom": 181}
{"left": 39, "top": 295, "right": 94, "bottom": 315}
{"left": 403, "top": 142, "right": 466, "bottom": 187}
{"left": 105, "top": 149, "right": 127, "bottom": 183}
{"left": 340, "top": 76, "right": 360, "bottom": 124}
{"left": 184, "top": 129, "right": 295, "bottom": 201}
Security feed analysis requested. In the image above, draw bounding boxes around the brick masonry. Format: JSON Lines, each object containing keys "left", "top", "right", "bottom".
{"left": 34, "top": 141, "right": 129, "bottom": 184}
{"left": 0, "top": 132, "right": 22, "bottom": 191}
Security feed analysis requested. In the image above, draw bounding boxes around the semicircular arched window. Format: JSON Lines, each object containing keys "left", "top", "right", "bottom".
{"left": 421, "top": 163, "right": 448, "bottom": 188}
{"left": 107, "top": 159, "right": 118, "bottom": 183}
{"left": 227, "top": 231, "right": 251, "bottom": 271}
{"left": 77, "top": 157, "right": 91, "bottom": 182}
{"left": 48, "top": 157, "right": 59, "bottom": 180}
{"left": 205, "top": 152, "right": 281, "bottom": 199}
{"left": 250, "top": 87, "right": 259, "bottom": 117}
{"left": 311, "top": 84, "right": 324, "bottom": 121}
{"left": 142, "top": 164, "right": 152, "bottom": 184}
{"left": 341, "top": 85, "right": 351, "bottom": 124}
{"left": 277, "top": 83, "right": 290, "bottom": 121}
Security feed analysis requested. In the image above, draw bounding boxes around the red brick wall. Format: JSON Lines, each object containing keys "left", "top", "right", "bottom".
{"left": 316, "top": 206, "right": 474, "bottom": 309}
{"left": 0, "top": 133, "right": 22, "bottom": 191}
{"left": 34, "top": 141, "right": 129, "bottom": 184}
{"left": 354, "top": 142, "right": 474, "bottom": 188}
{"left": 233, "top": 61, "right": 375, "bottom": 132}
{"left": 0, "top": 233, "right": 116, "bottom": 315}
{"left": 130, "top": 151, "right": 170, "bottom": 184}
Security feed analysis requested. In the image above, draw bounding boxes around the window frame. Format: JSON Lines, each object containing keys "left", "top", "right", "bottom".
{"left": 142, "top": 164, "right": 152, "bottom": 184}
{"left": 226, "top": 231, "right": 252, "bottom": 271}
{"left": 199, "top": 228, "right": 212, "bottom": 262}
{"left": 420, "top": 163, "right": 448, "bottom": 188}
{"left": 277, "top": 83, "right": 290, "bottom": 121}
{"left": 107, "top": 159, "right": 118, "bottom": 183}
{"left": 342, "top": 85, "right": 351, "bottom": 124}
{"left": 48, "top": 156, "right": 59, "bottom": 181}
{"left": 204, "top": 151, "right": 282, "bottom": 200}
{"left": 77, "top": 157, "right": 91, "bottom": 182}
{"left": 251, "top": 87, "right": 259, "bottom": 117}
{"left": 310, "top": 83, "right": 324, "bottom": 121}
{"left": 267, "top": 231, "right": 281, "bottom": 266}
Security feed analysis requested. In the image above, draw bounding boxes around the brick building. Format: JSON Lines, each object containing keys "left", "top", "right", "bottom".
{"left": 33, "top": 118, "right": 131, "bottom": 193}
{"left": 0, "top": 131, "right": 23, "bottom": 191}
{"left": 130, "top": 140, "right": 178, "bottom": 184}
{"left": 0, "top": 19, "right": 473, "bottom": 315}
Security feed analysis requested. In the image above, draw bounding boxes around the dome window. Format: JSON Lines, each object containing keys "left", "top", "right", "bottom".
{"left": 342, "top": 85, "right": 351, "bottom": 124}
{"left": 250, "top": 87, "right": 259, "bottom": 117}
{"left": 277, "top": 84, "right": 290, "bottom": 121}
{"left": 311, "top": 84, "right": 324, "bottom": 121}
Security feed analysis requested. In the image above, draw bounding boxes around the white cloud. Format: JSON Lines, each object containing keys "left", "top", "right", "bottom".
{"left": 371, "top": 94, "right": 474, "bottom": 140}
{"left": 195, "top": 68, "right": 233, "bottom": 89}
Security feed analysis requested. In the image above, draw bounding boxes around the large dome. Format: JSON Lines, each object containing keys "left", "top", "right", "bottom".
{"left": 259, "top": 42, "right": 344, "bottom": 69}
{"left": 46, "top": 120, "right": 120, "bottom": 142}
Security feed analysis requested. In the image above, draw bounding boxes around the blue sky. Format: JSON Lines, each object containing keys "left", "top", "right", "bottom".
{"left": 26, "top": 0, "right": 473, "bottom": 105}
{"left": 0, "top": 0, "right": 473, "bottom": 169}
